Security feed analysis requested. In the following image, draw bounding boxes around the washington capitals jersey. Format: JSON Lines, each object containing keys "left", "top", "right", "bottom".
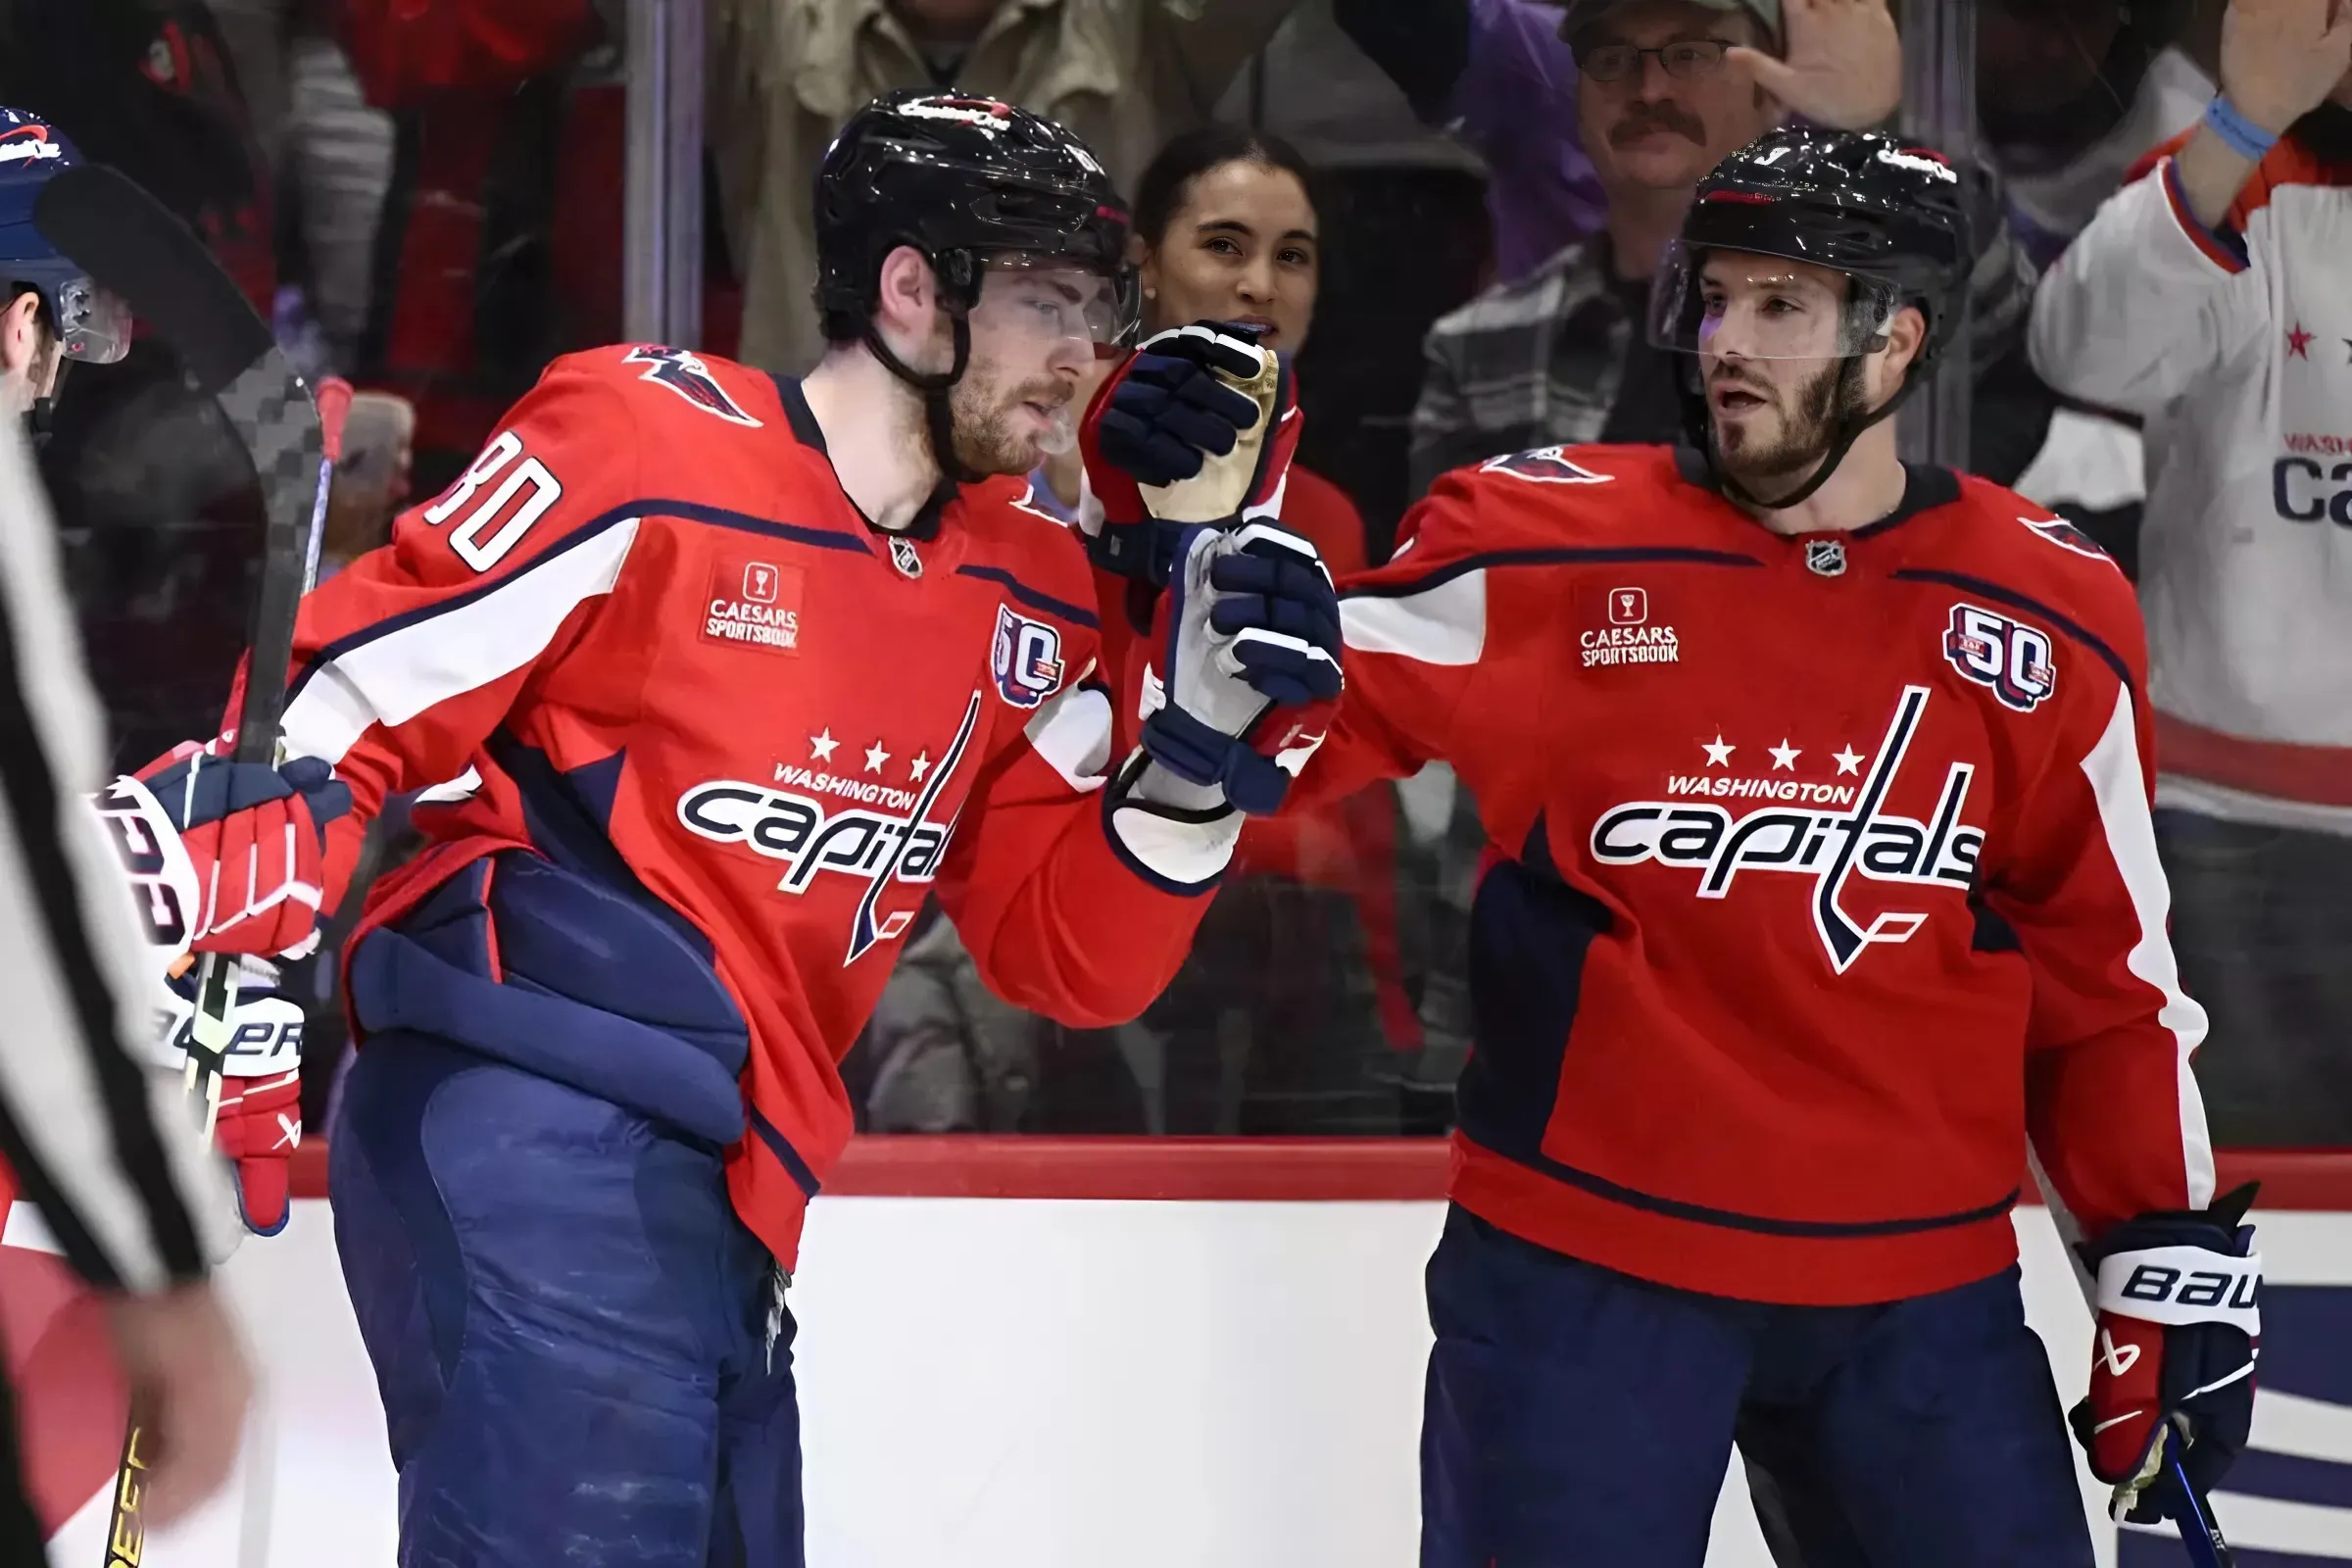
{"left": 1311, "top": 444, "right": 2216, "bottom": 1305}
{"left": 264, "top": 346, "right": 1225, "bottom": 1267}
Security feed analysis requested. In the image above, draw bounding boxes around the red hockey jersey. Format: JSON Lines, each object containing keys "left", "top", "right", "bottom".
{"left": 1310, "top": 444, "right": 2215, "bottom": 1305}
{"left": 268, "top": 346, "right": 1227, "bottom": 1267}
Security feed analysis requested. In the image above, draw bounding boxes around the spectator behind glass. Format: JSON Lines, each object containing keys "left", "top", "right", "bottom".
{"left": 707, "top": 0, "right": 1311, "bottom": 378}
{"left": 2029, "top": 0, "right": 2352, "bottom": 1145}
{"left": 1987, "top": 0, "right": 2213, "bottom": 575}
{"left": 1980, "top": 0, "right": 2214, "bottom": 270}
{"left": 1092, "top": 124, "right": 1424, "bottom": 1133}
{"left": 1409, "top": 0, "right": 2050, "bottom": 501}
{"left": 1223, "top": 3, "right": 1494, "bottom": 563}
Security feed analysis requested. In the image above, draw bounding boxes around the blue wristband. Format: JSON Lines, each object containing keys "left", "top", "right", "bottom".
{"left": 2204, "top": 94, "right": 2278, "bottom": 164}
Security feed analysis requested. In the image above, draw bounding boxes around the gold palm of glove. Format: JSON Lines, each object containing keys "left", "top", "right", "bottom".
{"left": 1137, "top": 344, "right": 1282, "bottom": 524}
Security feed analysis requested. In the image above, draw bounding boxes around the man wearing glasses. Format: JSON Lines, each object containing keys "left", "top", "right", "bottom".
{"left": 1409, "top": 0, "right": 2051, "bottom": 501}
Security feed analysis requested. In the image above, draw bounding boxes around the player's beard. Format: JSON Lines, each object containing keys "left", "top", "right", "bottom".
{"left": 1710, "top": 359, "right": 1863, "bottom": 499}
{"left": 949, "top": 359, "right": 1071, "bottom": 477}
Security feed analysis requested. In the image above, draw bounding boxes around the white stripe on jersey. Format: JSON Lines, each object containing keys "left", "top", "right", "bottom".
{"left": 1340, "top": 569, "right": 1488, "bottom": 666}
{"left": 2081, "top": 683, "right": 2217, "bottom": 1210}
{"left": 283, "top": 518, "right": 640, "bottom": 766}
{"left": 1024, "top": 682, "right": 1112, "bottom": 794}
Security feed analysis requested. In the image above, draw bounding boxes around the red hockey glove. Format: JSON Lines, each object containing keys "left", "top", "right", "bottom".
{"left": 109, "top": 739, "right": 352, "bottom": 958}
{"left": 1128, "top": 521, "right": 1342, "bottom": 816}
{"left": 1079, "top": 322, "right": 1299, "bottom": 583}
{"left": 155, "top": 956, "right": 306, "bottom": 1236}
{"left": 2071, "top": 1183, "right": 2262, "bottom": 1525}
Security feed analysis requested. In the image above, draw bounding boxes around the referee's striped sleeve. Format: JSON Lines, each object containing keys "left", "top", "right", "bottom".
{"left": 0, "top": 416, "right": 232, "bottom": 1293}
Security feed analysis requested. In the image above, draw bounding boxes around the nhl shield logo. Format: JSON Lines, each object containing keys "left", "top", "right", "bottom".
{"left": 889, "top": 537, "right": 924, "bottom": 579}
{"left": 1805, "top": 540, "right": 1847, "bottom": 577}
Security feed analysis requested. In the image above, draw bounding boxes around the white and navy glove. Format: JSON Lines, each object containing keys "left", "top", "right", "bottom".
{"left": 151, "top": 956, "right": 306, "bottom": 1236}
{"left": 1119, "top": 520, "right": 1341, "bottom": 820}
{"left": 2071, "top": 1183, "right": 2262, "bottom": 1525}
{"left": 1079, "top": 321, "right": 1299, "bottom": 583}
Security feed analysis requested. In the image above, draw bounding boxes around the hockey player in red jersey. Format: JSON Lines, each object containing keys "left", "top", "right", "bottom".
{"left": 94, "top": 91, "right": 1342, "bottom": 1566}
{"left": 1359, "top": 126, "right": 2262, "bottom": 1568}
{"left": 1087, "top": 126, "right": 2261, "bottom": 1566}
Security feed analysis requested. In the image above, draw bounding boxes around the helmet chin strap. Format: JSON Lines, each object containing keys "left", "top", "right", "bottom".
{"left": 1708, "top": 354, "right": 1927, "bottom": 514}
{"left": 861, "top": 308, "right": 976, "bottom": 535}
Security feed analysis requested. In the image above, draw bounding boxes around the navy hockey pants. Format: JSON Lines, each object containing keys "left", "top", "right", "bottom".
{"left": 329, "top": 1030, "right": 805, "bottom": 1568}
{"left": 1420, "top": 1206, "right": 2093, "bottom": 1568}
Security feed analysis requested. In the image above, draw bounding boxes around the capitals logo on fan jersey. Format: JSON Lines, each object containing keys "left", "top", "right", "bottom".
{"left": 624, "top": 346, "right": 762, "bottom": 427}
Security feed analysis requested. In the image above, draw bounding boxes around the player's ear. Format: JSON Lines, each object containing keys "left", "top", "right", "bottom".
{"left": 871, "top": 244, "right": 940, "bottom": 350}
{"left": 1127, "top": 228, "right": 1153, "bottom": 293}
{"left": 0, "top": 289, "right": 39, "bottom": 380}
{"left": 1875, "top": 303, "right": 1928, "bottom": 404}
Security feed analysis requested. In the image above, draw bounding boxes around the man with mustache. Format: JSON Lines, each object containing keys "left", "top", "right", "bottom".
{"left": 1411, "top": 0, "right": 2053, "bottom": 501}
{"left": 1307, "top": 127, "right": 2251, "bottom": 1564}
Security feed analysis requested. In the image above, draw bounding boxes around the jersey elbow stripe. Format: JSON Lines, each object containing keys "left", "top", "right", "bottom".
{"left": 284, "top": 517, "right": 641, "bottom": 766}
{"left": 2080, "top": 684, "right": 2216, "bottom": 1209}
{"left": 1025, "top": 682, "right": 1114, "bottom": 791}
{"left": 1342, "top": 568, "right": 1488, "bottom": 665}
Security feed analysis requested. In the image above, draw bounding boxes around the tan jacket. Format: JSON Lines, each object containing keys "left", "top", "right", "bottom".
{"left": 709, "top": 0, "right": 1302, "bottom": 373}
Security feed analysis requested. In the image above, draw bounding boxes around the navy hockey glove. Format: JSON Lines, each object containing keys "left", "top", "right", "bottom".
{"left": 2071, "top": 1183, "right": 2262, "bottom": 1526}
{"left": 1079, "top": 322, "right": 1299, "bottom": 583}
{"left": 1130, "top": 521, "right": 1341, "bottom": 816}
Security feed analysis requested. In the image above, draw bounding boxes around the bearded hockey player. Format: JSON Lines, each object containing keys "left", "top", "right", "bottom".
{"left": 94, "top": 90, "right": 1341, "bottom": 1566}
{"left": 1096, "top": 125, "right": 2259, "bottom": 1566}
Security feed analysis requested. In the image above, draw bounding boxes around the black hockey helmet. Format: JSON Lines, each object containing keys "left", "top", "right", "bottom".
{"left": 815, "top": 91, "right": 1136, "bottom": 355}
{"left": 1649, "top": 126, "right": 1975, "bottom": 510}
{"left": 812, "top": 91, "right": 1137, "bottom": 503}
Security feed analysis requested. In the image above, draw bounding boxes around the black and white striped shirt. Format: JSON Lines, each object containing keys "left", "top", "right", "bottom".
{"left": 0, "top": 416, "right": 230, "bottom": 1294}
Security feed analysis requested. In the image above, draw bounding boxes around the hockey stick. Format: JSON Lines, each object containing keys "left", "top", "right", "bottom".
{"left": 2162, "top": 1431, "right": 2234, "bottom": 1568}
{"left": 34, "top": 163, "right": 326, "bottom": 1135}
{"left": 33, "top": 163, "right": 338, "bottom": 1568}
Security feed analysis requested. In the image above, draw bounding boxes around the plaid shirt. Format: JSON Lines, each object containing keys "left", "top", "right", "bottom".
{"left": 1409, "top": 240, "right": 1631, "bottom": 500}
{"left": 1409, "top": 163, "right": 2042, "bottom": 502}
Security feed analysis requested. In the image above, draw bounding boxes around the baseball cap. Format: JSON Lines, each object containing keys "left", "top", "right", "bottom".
{"left": 1553, "top": 0, "right": 1783, "bottom": 51}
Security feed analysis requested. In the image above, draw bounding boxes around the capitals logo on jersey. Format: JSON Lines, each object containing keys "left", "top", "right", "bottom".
{"left": 2020, "top": 514, "right": 2117, "bottom": 567}
{"left": 624, "top": 346, "right": 762, "bottom": 427}
{"left": 1482, "top": 447, "right": 1613, "bottom": 486}
{"left": 676, "top": 694, "right": 986, "bottom": 963}
{"left": 992, "top": 605, "right": 1065, "bottom": 709}
{"left": 1591, "top": 686, "right": 1985, "bottom": 974}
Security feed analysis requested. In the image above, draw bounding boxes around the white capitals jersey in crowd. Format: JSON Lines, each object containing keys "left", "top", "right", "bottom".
{"left": 2031, "top": 128, "right": 2352, "bottom": 835}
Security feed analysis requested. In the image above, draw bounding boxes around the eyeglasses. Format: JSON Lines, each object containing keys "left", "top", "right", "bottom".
{"left": 1574, "top": 39, "right": 1735, "bottom": 84}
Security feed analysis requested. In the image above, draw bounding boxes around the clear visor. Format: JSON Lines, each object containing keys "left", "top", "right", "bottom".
{"left": 1646, "top": 241, "right": 1898, "bottom": 361}
{"left": 53, "top": 274, "right": 132, "bottom": 366}
{"left": 970, "top": 254, "right": 1137, "bottom": 355}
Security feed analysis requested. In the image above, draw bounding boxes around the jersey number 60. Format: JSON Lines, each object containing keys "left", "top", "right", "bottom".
{"left": 424, "top": 430, "right": 565, "bottom": 572}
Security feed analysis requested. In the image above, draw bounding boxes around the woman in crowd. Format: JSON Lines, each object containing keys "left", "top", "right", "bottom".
{"left": 1101, "top": 123, "right": 1424, "bottom": 1135}
{"left": 869, "top": 123, "right": 1427, "bottom": 1136}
